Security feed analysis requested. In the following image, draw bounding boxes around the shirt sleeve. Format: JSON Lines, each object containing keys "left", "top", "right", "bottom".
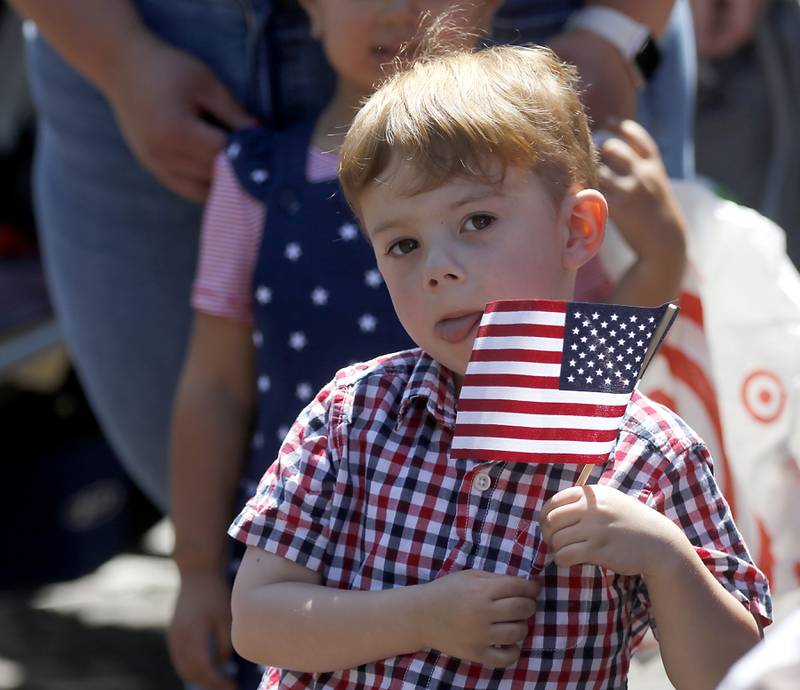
{"left": 228, "top": 379, "right": 341, "bottom": 572}
{"left": 191, "top": 152, "right": 265, "bottom": 322}
{"left": 635, "top": 442, "right": 773, "bottom": 631}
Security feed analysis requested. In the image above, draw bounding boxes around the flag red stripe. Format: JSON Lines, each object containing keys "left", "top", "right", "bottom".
{"left": 470, "top": 348, "right": 563, "bottom": 364}
{"left": 454, "top": 423, "right": 620, "bottom": 442}
{"left": 485, "top": 299, "right": 566, "bottom": 314}
{"left": 463, "top": 373, "right": 560, "bottom": 389}
{"left": 457, "top": 397, "right": 628, "bottom": 417}
{"left": 450, "top": 448, "right": 608, "bottom": 464}
{"left": 477, "top": 323, "right": 565, "bottom": 339}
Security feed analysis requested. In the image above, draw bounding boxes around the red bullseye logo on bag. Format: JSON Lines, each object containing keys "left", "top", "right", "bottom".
{"left": 741, "top": 369, "right": 786, "bottom": 423}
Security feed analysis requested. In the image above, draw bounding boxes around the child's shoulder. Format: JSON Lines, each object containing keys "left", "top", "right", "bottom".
{"left": 615, "top": 389, "right": 711, "bottom": 472}
{"left": 330, "top": 347, "right": 428, "bottom": 391}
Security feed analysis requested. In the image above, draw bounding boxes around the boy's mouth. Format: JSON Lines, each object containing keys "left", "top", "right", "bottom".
{"left": 435, "top": 311, "right": 483, "bottom": 344}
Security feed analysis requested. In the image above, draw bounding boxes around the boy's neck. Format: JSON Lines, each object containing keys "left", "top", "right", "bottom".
{"left": 312, "top": 81, "right": 368, "bottom": 153}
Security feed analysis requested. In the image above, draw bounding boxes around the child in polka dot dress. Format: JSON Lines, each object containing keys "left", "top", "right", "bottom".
{"left": 167, "top": 2, "right": 503, "bottom": 689}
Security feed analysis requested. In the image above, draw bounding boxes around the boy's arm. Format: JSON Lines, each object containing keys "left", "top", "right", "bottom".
{"left": 231, "top": 547, "right": 540, "bottom": 673}
{"left": 643, "top": 540, "right": 761, "bottom": 690}
{"left": 168, "top": 312, "right": 255, "bottom": 690}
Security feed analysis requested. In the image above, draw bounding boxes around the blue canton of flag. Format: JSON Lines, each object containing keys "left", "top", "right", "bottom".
{"left": 560, "top": 302, "right": 669, "bottom": 394}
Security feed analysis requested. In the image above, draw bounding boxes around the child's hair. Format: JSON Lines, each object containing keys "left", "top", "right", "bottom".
{"left": 340, "top": 41, "right": 598, "bottom": 216}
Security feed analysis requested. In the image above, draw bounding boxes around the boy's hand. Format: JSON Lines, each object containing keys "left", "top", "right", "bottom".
{"left": 417, "top": 569, "right": 540, "bottom": 668}
{"left": 540, "top": 484, "right": 687, "bottom": 577}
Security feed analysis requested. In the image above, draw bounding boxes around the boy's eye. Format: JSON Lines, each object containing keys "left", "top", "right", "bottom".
{"left": 387, "top": 238, "right": 418, "bottom": 256}
{"left": 463, "top": 214, "right": 495, "bottom": 232}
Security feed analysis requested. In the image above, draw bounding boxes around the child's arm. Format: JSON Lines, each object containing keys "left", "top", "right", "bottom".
{"left": 231, "top": 546, "right": 540, "bottom": 673}
{"left": 598, "top": 119, "right": 688, "bottom": 307}
{"left": 540, "top": 484, "right": 761, "bottom": 690}
{"left": 168, "top": 312, "right": 255, "bottom": 690}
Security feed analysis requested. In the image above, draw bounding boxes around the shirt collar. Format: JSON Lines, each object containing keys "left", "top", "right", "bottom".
{"left": 397, "top": 351, "right": 459, "bottom": 429}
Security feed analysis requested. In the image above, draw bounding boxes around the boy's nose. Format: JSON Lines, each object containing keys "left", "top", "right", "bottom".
{"left": 424, "top": 251, "right": 465, "bottom": 289}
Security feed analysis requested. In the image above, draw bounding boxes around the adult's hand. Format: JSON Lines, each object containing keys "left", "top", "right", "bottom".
{"left": 548, "top": 29, "right": 638, "bottom": 129}
{"left": 106, "top": 31, "right": 256, "bottom": 202}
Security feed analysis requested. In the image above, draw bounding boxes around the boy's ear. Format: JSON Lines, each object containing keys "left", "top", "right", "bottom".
{"left": 560, "top": 189, "right": 607, "bottom": 270}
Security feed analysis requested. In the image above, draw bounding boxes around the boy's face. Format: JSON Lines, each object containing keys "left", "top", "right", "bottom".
{"left": 300, "top": 1, "right": 500, "bottom": 96}
{"left": 360, "top": 157, "right": 606, "bottom": 384}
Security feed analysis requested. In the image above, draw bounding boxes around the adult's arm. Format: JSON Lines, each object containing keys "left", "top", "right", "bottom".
{"left": 8, "top": 0, "right": 255, "bottom": 201}
{"left": 548, "top": 0, "right": 677, "bottom": 127}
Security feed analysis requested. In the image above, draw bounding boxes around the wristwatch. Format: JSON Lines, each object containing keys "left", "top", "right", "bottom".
{"left": 565, "top": 6, "right": 662, "bottom": 86}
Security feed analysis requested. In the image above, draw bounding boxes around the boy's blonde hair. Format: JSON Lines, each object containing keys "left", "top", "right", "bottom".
{"left": 339, "top": 43, "right": 598, "bottom": 216}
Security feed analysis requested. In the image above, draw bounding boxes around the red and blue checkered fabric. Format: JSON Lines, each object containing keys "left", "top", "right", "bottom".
{"left": 230, "top": 349, "right": 771, "bottom": 690}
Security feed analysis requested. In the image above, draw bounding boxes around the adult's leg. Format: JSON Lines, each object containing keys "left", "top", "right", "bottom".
{"left": 25, "top": 0, "right": 255, "bottom": 511}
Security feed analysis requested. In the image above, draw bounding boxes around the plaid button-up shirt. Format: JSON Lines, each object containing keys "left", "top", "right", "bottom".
{"left": 230, "top": 349, "right": 771, "bottom": 690}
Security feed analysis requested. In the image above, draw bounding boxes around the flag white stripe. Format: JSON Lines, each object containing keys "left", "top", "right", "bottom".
{"left": 465, "top": 360, "right": 562, "bottom": 377}
{"left": 450, "top": 435, "right": 616, "bottom": 455}
{"left": 474, "top": 335, "right": 563, "bottom": 351}
{"left": 455, "top": 410, "right": 625, "bottom": 430}
{"left": 459, "top": 385, "right": 629, "bottom": 406}
{"left": 482, "top": 310, "right": 566, "bottom": 326}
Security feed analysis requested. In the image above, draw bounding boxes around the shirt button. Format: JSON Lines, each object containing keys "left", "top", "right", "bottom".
{"left": 473, "top": 472, "right": 492, "bottom": 492}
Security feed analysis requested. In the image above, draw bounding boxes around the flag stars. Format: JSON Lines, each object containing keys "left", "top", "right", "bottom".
{"left": 620, "top": 323, "right": 628, "bottom": 330}
{"left": 590, "top": 328, "right": 598, "bottom": 336}
{"left": 639, "top": 324, "right": 646, "bottom": 331}
{"left": 579, "top": 352, "right": 586, "bottom": 359}
{"left": 589, "top": 344, "right": 596, "bottom": 352}
{"left": 648, "top": 316, "right": 655, "bottom": 323}
{"left": 630, "top": 315, "right": 638, "bottom": 322}
{"left": 587, "top": 361, "right": 595, "bottom": 368}
{"left": 605, "top": 377, "right": 612, "bottom": 385}
{"left": 586, "top": 376, "right": 594, "bottom": 384}
{"left": 569, "top": 359, "right": 576, "bottom": 367}
{"left": 606, "top": 361, "right": 614, "bottom": 369}
{"left": 572, "top": 327, "right": 580, "bottom": 335}
{"left": 571, "top": 343, "right": 578, "bottom": 351}
{"left": 592, "top": 312, "right": 599, "bottom": 320}
{"left": 568, "top": 375, "right": 575, "bottom": 383}
{"left": 577, "top": 368, "right": 584, "bottom": 375}
{"left": 625, "top": 363, "right": 632, "bottom": 370}
{"left": 573, "top": 311, "right": 582, "bottom": 318}
{"left": 582, "top": 320, "right": 590, "bottom": 327}
{"left": 601, "top": 321, "right": 608, "bottom": 328}
{"left": 257, "top": 375, "right": 271, "bottom": 393}
{"left": 580, "top": 336, "right": 588, "bottom": 343}
{"left": 610, "top": 330, "right": 617, "bottom": 337}
{"left": 611, "top": 313, "right": 619, "bottom": 321}
{"left": 637, "top": 340, "right": 644, "bottom": 347}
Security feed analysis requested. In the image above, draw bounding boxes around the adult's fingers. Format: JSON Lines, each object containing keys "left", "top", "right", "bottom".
{"left": 198, "top": 75, "right": 257, "bottom": 131}
{"left": 615, "top": 119, "right": 659, "bottom": 159}
{"left": 159, "top": 169, "right": 210, "bottom": 203}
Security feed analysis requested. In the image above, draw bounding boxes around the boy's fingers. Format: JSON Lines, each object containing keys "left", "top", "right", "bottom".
{"left": 491, "top": 596, "right": 538, "bottom": 622}
{"left": 551, "top": 541, "right": 591, "bottom": 569}
{"left": 489, "top": 621, "right": 530, "bottom": 646}
{"left": 541, "top": 486, "right": 585, "bottom": 519}
{"left": 548, "top": 523, "right": 588, "bottom": 554}
{"left": 488, "top": 575, "right": 541, "bottom": 601}
{"left": 481, "top": 643, "right": 522, "bottom": 669}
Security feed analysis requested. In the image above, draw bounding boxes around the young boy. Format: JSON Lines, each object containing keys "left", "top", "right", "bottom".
{"left": 228, "top": 44, "right": 771, "bottom": 690}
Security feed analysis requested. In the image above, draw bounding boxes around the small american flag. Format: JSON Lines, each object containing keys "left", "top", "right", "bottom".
{"left": 451, "top": 299, "right": 677, "bottom": 464}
